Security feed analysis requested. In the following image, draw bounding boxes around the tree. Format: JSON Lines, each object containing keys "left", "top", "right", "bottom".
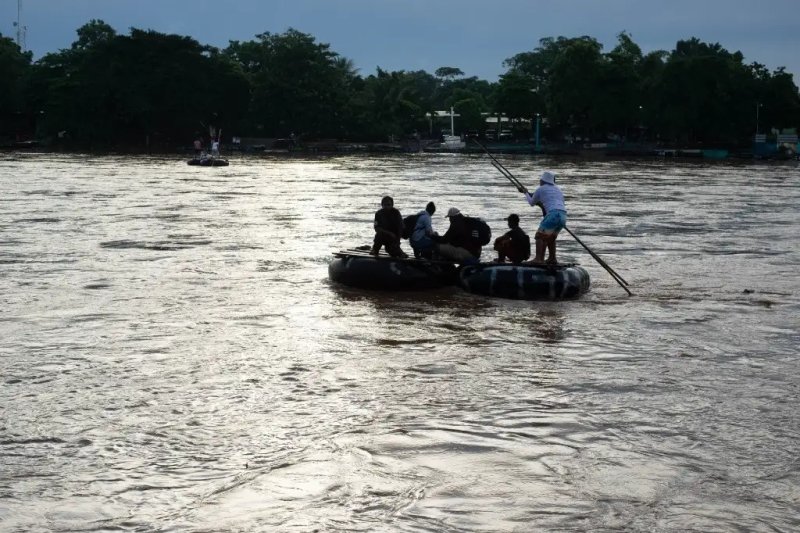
{"left": 493, "top": 70, "right": 542, "bottom": 135}
{"left": 224, "top": 29, "right": 357, "bottom": 138}
{"left": 653, "top": 38, "right": 756, "bottom": 144}
{"left": 546, "top": 37, "right": 604, "bottom": 139}
{"left": 594, "top": 32, "right": 643, "bottom": 140}
{"left": 761, "top": 67, "right": 800, "bottom": 132}
{"left": 72, "top": 19, "right": 116, "bottom": 50}
{"left": 450, "top": 88, "right": 487, "bottom": 132}
{"left": 0, "top": 33, "right": 32, "bottom": 138}
{"left": 12, "top": 22, "right": 798, "bottom": 150}
{"left": 434, "top": 66, "right": 464, "bottom": 81}
{"left": 26, "top": 21, "right": 249, "bottom": 148}
{"left": 355, "top": 68, "right": 436, "bottom": 139}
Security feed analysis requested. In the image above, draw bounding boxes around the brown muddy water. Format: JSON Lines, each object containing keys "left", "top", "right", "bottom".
{"left": 1, "top": 152, "right": 798, "bottom": 532}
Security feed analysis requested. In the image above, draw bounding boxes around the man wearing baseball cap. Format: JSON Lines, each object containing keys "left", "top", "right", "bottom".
{"left": 435, "top": 207, "right": 481, "bottom": 264}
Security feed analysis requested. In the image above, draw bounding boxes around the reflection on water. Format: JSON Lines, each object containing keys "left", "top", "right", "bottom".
{"left": 0, "top": 153, "right": 798, "bottom": 532}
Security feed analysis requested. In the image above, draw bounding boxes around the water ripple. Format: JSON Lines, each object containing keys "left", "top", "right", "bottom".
{"left": 0, "top": 154, "right": 798, "bottom": 532}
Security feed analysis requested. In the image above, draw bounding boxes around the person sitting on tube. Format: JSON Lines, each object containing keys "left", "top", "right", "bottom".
{"left": 409, "top": 201, "right": 438, "bottom": 259}
{"left": 371, "top": 195, "right": 407, "bottom": 258}
{"left": 434, "top": 207, "right": 481, "bottom": 265}
{"left": 493, "top": 213, "right": 530, "bottom": 263}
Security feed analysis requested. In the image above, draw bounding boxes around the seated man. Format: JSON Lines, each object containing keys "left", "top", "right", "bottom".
{"left": 493, "top": 213, "right": 530, "bottom": 263}
{"left": 371, "top": 196, "right": 407, "bottom": 258}
{"left": 410, "top": 201, "right": 437, "bottom": 259}
{"left": 435, "top": 208, "right": 481, "bottom": 264}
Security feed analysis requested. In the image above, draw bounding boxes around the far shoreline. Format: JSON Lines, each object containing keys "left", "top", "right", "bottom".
{"left": 2, "top": 140, "right": 797, "bottom": 163}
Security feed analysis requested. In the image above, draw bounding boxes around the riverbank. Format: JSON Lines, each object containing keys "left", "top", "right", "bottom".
{"left": 3, "top": 138, "right": 798, "bottom": 161}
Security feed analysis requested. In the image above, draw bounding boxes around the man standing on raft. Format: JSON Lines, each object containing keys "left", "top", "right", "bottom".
{"left": 523, "top": 171, "right": 567, "bottom": 264}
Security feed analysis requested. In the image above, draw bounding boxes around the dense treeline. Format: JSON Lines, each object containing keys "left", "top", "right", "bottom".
{"left": 1, "top": 20, "right": 798, "bottom": 149}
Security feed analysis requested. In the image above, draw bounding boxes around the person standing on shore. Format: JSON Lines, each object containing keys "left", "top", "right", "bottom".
{"left": 524, "top": 171, "right": 567, "bottom": 264}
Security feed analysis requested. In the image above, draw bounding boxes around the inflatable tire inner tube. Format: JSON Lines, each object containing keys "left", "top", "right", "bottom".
{"left": 459, "top": 263, "right": 590, "bottom": 300}
{"left": 187, "top": 158, "right": 229, "bottom": 167}
{"left": 329, "top": 251, "right": 458, "bottom": 290}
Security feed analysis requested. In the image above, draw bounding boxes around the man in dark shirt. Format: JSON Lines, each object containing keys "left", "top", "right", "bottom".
{"left": 371, "top": 196, "right": 408, "bottom": 258}
{"left": 493, "top": 213, "right": 530, "bottom": 263}
{"left": 435, "top": 207, "right": 481, "bottom": 264}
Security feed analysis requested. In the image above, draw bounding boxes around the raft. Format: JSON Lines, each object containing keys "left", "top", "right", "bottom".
{"left": 329, "top": 248, "right": 458, "bottom": 290}
{"left": 459, "top": 262, "right": 590, "bottom": 300}
{"left": 187, "top": 157, "right": 229, "bottom": 167}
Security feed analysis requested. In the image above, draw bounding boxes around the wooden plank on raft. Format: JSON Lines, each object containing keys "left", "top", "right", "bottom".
{"left": 331, "top": 250, "right": 578, "bottom": 269}
{"left": 332, "top": 249, "right": 458, "bottom": 266}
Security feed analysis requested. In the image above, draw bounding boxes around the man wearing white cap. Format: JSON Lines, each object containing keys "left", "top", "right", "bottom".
{"left": 524, "top": 170, "right": 567, "bottom": 264}
{"left": 435, "top": 207, "right": 482, "bottom": 264}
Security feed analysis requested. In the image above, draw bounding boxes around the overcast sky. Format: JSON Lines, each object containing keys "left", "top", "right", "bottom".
{"left": 3, "top": 0, "right": 797, "bottom": 83}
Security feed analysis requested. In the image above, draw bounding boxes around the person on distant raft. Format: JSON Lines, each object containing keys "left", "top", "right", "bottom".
{"left": 522, "top": 170, "right": 567, "bottom": 264}
{"left": 211, "top": 139, "right": 220, "bottom": 157}
{"left": 410, "top": 201, "right": 438, "bottom": 259}
{"left": 493, "top": 213, "right": 530, "bottom": 263}
{"left": 434, "top": 207, "right": 481, "bottom": 264}
{"left": 193, "top": 137, "right": 203, "bottom": 155}
{"left": 371, "top": 196, "right": 407, "bottom": 258}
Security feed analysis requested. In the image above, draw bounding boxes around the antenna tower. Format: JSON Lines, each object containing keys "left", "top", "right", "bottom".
{"left": 13, "top": 0, "right": 27, "bottom": 51}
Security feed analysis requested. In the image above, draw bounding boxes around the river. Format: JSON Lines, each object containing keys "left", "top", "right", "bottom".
{"left": 1, "top": 152, "right": 798, "bottom": 532}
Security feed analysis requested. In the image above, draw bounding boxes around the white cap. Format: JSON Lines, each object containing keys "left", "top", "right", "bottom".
{"left": 540, "top": 171, "right": 556, "bottom": 185}
{"left": 445, "top": 207, "right": 461, "bottom": 217}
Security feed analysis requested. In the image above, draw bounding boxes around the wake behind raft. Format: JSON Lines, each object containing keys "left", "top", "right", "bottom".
{"left": 329, "top": 248, "right": 590, "bottom": 300}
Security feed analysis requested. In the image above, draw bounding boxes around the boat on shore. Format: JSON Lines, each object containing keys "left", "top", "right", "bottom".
{"left": 329, "top": 248, "right": 459, "bottom": 290}
{"left": 423, "top": 134, "right": 466, "bottom": 153}
{"left": 458, "top": 262, "right": 590, "bottom": 300}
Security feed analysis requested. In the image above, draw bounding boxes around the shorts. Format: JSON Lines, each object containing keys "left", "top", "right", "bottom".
{"left": 537, "top": 210, "right": 567, "bottom": 236}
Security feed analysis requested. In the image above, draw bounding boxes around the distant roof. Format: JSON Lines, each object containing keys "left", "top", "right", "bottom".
{"left": 425, "top": 110, "right": 461, "bottom": 118}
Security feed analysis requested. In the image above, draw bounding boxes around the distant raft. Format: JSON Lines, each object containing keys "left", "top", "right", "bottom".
{"left": 329, "top": 248, "right": 458, "bottom": 290}
{"left": 459, "top": 262, "right": 590, "bottom": 300}
{"left": 187, "top": 157, "right": 229, "bottom": 167}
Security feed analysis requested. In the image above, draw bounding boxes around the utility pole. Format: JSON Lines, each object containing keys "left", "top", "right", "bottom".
{"left": 755, "top": 102, "right": 762, "bottom": 135}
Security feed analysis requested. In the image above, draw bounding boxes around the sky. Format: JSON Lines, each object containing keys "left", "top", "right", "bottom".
{"left": 2, "top": 0, "right": 798, "bottom": 83}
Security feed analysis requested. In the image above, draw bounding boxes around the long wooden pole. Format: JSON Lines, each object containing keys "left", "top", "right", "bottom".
{"left": 471, "top": 138, "right": 632, "bottom": 296}
{"left": 564, "top": 227, "right": 631, "bottom": 295}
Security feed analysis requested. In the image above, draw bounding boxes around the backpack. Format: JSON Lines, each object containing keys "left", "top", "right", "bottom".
{"left": 401, "top": 214, "right": 420, "bottom": 240}
{"left": 465, "top": 216, "right": 491, "bottom": 245}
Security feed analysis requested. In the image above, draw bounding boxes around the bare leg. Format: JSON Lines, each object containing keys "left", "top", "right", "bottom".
{"left": 533, "top": 237, "right": 546, "bottom": 263}
{"left": 546, "top": 237, "right": 557, "bottom": 264}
